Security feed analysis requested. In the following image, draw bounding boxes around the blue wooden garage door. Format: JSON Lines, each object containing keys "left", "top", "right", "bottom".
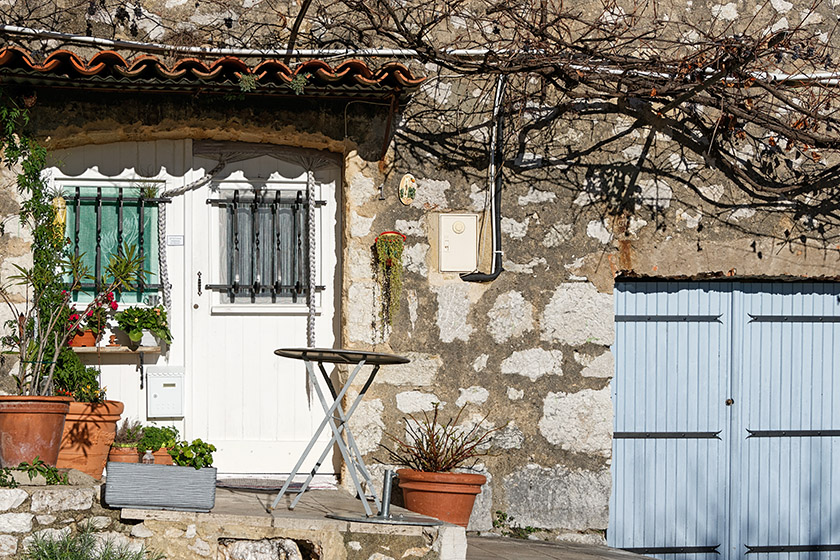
{"left": 609, "top": 281, "right": 840, "bottom": 560}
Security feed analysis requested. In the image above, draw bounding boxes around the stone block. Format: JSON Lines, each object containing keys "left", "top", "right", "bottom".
{"left": 375, "top": 353, "right": 441, "bottom": 386}
{"left": 501, "top": 348, "right": 564, "bottom": 381}
{"left": 431, "top": 285, "right": 473, "bottom": 343}
{"left": 131, "top": 524, "right": 154, "bottom": 538}
{"left": 92, "top": 531, "right": 143, "bottom": 554}
{"left": 0, "top": 489, "right": 27, "bottom": 511}
{"left": 66, "top": 469, "right": 97, "bottom": 486}
{"left": 434, "top": 525, "right": 467, "bottom": 560}
{"left": 88, "top": 516, "right": 111, "bottom": 530}
{"left": 487, "top": 291, "right": 535, "bottom": 343}
{"left": 395, "top": 391, "right": 441, "bottom": 414}
{"left": 538, "top": 387, "right": 612, "bottom": 457}
{"left": 12, "top": 472, "right": 45, "bottom": 486}
{"left": 541, "top": 283, "right": 614, "bottom": 346}
{"left": 0, "top": 535, "right": 16, "bottom": 556}
{"left": 0, "top": 513, "right": 33, "bottom": 532}
{"left": 30, "top": 487, "right": 95, "bottom": 512}
{"left": 503, "top": 464, "right": 610, "bottom": 531}
{"left": 348, "top": 398, "right": 384, "bottom": 455}
{"left": 21, "top": 526, "right": 71, "bottom": 550}
{"left": 35, "top": 515, "right": 56, "bottom": 525}
{"left": 218, "top": 538, "right": 303, "bottom": 560}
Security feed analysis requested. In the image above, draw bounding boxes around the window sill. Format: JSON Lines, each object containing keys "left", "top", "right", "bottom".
{"left": 210, "top": 305, "right": 323, "bottom": 316}
{"left": 71, "top": 346, "right": 161, "bottom": 354}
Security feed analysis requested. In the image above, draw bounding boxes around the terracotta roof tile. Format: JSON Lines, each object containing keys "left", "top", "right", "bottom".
{"left": 0, "top": 46, "right": 425, "bottom": 97}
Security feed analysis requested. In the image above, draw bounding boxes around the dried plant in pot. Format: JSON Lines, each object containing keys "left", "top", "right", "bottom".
{"left": 383, "top": 403, "right": 501, "bottom": 527}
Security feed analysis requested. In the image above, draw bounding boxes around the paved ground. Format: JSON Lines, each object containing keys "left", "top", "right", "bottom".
{"left": 467, "top": 536, "right": 648, "bottom": 560}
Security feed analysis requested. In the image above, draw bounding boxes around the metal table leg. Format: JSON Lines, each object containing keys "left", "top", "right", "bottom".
{"left": 270, "top": 357, "right": 370, "bottom": 510}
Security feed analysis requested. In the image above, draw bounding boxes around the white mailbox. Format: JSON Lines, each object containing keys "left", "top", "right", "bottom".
{"left": 439, "top": 213, "right": 479, "bottom": 272}
{"left": 146, "top": 367, "right": 184, "bottom": 418}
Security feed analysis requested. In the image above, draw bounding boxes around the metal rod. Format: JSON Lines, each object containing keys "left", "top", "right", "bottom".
{"left": 95, "top": 187, "right": 102, "bottom": 294}
{"left": 117, "top": 188, "right": 124, "bottom": 250}
{"left": 380, "top": 469, "right": 395, "bottom": 518}
{"left": 137, "top": 196, "right": 145, "bottom": 295}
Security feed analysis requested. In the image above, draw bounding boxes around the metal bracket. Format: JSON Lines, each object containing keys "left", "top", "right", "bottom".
{"left": 622, "top": 546, "right": 719, "bottom": 555}
{"left": 747, "top": 429, "right": 840, "bottom": 438}
{"left": 616, "top": 315, "right": 722, "bottom": 323}
{"left": 614, "top": 431, "right": 721, "bottom": 439}
{"left": 748, "top": 314, "right": 840, "bottom": 323}
{"left": 746, "top": 544, "right": 840, "bottom": 553}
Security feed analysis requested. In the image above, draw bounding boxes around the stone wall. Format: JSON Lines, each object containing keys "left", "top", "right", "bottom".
{"left": 0, "top": 480, "right": 132, "bottom": 557}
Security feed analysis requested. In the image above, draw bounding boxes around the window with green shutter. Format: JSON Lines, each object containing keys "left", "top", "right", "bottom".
{"left": 63, "top": 184, "right": 165, "bottom": 304}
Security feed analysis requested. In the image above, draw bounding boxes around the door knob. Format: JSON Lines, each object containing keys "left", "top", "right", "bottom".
{"left": 725, "top": 398, "right": 734, "bottom": 406}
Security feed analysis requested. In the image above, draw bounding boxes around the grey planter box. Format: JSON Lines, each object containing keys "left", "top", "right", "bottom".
{"left": 104, "top": 462, "right": 217, "bottom": 512}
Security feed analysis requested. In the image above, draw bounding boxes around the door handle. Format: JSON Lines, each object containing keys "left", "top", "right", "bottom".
{"left": 197, "top": 271, "right": 202, "bottom": 296}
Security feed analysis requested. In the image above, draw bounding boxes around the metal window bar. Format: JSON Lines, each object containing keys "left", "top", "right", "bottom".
{"left": 206, "top": 191, "right": 325, "bottom": 302}
{"left": 67, "top": 188, "right": 168, "bottom": 294}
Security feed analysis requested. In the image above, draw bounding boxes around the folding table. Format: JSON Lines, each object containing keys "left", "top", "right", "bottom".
{"left": 270, "top": 348, "right": 410, "bottom": 516}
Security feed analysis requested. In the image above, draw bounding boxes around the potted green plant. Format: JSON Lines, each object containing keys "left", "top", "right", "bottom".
{"left": 108, "top": 419, "right": 143, "bottom": 464}
{"left": 0, "top": 94, "right": 144, "bottom": 467}
{"left": 374, "top": 231, "right": 406, "bottom": 327}
{"left": 137, "top": 424, "right": 179, "bottom": 465}
{"left": 383, "top": 403, "right": 500, "bottom": 528}
{"left": 114, "top": 305, "right": 172, "bottom": 347}
{"left": 53, "top": 348, "right": 125, "bottom": 479}
{"left": 105, "top": 438, "right": 217, "bottom": 512}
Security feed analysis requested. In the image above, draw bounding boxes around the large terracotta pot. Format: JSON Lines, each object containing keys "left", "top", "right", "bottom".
{"left": 0, "top": 395, "right": 73, "bottom": 467}
{"left": 397, "top": 469, "right": 486, "bottom": 528}
{"left": 107, "top": 446, "right": 140, "bottom": 463}
{"left": 56, "top": 400, "right": 124, "bottom": 478}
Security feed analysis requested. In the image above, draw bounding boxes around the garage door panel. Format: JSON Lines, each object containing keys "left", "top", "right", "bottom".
{"left": 610, "top": 438, "right": 726, "bottom": 560}
{"left": 612, "top": 281, "right": 840, "bottom": 560}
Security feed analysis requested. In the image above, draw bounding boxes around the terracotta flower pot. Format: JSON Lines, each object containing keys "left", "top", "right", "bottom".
{"left": 108, "top": 446, "right": 140, "bottom": 463}
{"left": 0, "top": 395, "right": 73, "bottom": 467}
{"left": 397, "top": 469, "right": 486, "bottom": 528}
{"left": 152, "top": 448, "right": 174, "bottom": 465}
{"left": 56, "top": 400, "right": 124, "bottom": 479}
{"left": 68, "top": 330, "right": 97, "bottom": 347}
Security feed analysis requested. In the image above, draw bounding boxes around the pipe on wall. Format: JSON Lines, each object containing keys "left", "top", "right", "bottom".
{"left": 461, "top": 75, "right": 506, "bottom": 283}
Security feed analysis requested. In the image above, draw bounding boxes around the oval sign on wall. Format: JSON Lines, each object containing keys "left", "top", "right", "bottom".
{"left": 399, "top": 173, "right": 417, "bottom": 206}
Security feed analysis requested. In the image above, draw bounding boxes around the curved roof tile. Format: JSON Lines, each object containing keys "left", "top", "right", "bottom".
{"left": 0, "top": 46, "right": 425, "bottom": 96}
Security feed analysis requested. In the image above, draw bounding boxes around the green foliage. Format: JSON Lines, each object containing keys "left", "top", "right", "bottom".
{"left": 114, "top": 305, "right": 172, "bottom": 344}
{"left": 24, "top": 521, "right": 163, "bottom": 560}
{"left": 17, "top": 457, "right": 68, "bottom": 485}
{"left": 493, "top": 510, "right": 540, "bottom": 539}
{"left": 53, "top": 347, "right": 106, "bottom": 403}
{"left": 374, "top": 232, "right": 405, "bottom": 328}
{"left": 168, "top": 439, "right": 216, "bottom": 469}
{"left": 238, "top": 73, "right": 257, "bottom": 92}
{"left": 0, "top": 467, "right": 18, "bottom": 488}
{"left": 137, "top": 425, "right": 179, "bottom": 453}
{"left": 113, "top": 419, "right": 143, "bottom": 446}
{"left": 288, "top": 73, "right": 310, "bottom": 95}
{"left": 383, "top": 403, "right": 501, "bottom": 472}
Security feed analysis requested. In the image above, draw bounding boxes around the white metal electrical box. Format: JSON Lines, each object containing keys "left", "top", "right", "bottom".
{"left": 146, "top": 367, "right": 184, "bottom": 418}
{"left": 439, "top": 214, "right": 479, "bottom": 272}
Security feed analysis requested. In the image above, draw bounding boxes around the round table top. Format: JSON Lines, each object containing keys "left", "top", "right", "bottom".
{"left": 274, "top": 348, "right": 411, "bottom": 366}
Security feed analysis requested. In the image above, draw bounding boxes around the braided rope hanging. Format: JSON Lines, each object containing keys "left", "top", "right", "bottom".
{"left": 306, "top": 169, "right": 317, "bottom": 348}
{"left": 157, "top": 161, "right": 227, "bottom": 315}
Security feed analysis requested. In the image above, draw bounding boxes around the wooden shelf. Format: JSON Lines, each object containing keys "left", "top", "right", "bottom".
{"left": 71, "top": 346, "right": 161, "bottom": 354}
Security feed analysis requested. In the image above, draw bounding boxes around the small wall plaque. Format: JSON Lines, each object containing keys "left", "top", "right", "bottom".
{"left": 399, "top": 173, "right": 417, "bottom": 206}
{"left": 167, "top": 235, "right": 185, "bottom": 246}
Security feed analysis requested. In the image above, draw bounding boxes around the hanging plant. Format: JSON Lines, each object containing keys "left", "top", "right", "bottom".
{"left": 374, "top": 231, "right": 406, "bottom": 327}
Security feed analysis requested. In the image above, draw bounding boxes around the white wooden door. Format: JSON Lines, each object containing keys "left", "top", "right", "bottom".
{"left": 186, "top": 150, "right": 339, "bottom": 474}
